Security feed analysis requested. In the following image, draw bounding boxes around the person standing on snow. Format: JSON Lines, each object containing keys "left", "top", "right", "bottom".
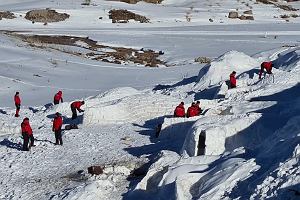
{"left": 14, "top": 92, "right": 21, "bottom": 117}
{"left": 174, "top": 102, "right": 185, "bottom": 117}
{"left": 53, "top": 91, "right": 63, "bottom": 105}
{"left": 259, "top": 61, "right": 274, "bottom": 79}
{"left": 70, "top": 101, "right": 85, "bottom": 120}
{"left": 21, "top": 117, "right": 34, "bottom": 151}
{"left": 229, "top": 71, "right": 237, "bottom": 89}
{"left": 52, "top": 112, "right": 63, "bottom": 145}
{"left": 187, "top": 102, "right": 198, "bottom": 118}
{"left": 194, "top": 101, "right": 202, "bottom": 115}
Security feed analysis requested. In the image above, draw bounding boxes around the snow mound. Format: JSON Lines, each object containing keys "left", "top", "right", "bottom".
{"left": 92, "top": 87, "right": 141, "bottom": 103}
{"left": 0, "top": 121, "right": 20, "bottom": 136}
{"left": 182, "top": 113, "right": 261, "bottom": 157}
{"left": 133, "top": 149, "right": 259, "bottom": 200}
{"left": 83, "top": 88, "right": 179, "bottom": 125}
{"left": 195, "top": 51, "right": 260, "bottom": 91}
{"left": 134, "top": 150, "right": 181, "bottom": 193}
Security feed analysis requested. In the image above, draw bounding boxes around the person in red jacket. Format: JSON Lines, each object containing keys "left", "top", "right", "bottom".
{"left": 21, "top": 117, "right": 34, "bottom": 151}
{"left": 194, "top": 101, "right": 202, "bottom": 115}
{"left": 259, "top": 61, "right": 274, "bottom": 79}
{"left": 71, "top": 101, "right": 85, "bottom": 120}
{"left": 14, "top": 92, "right": 21, "bottom": 117}
{"left": 187, "top": 102, "right": 198, "bottom": 118}
{"left": 53, "top": 91, "right": 63, "bottom": 105}
{"left": 174, "top": 102, "right": 185, "bottom": 117}
{"left": 52, "top": 112, "right": 63, "bottom": 145}
{"left": 229, "top": 71, "right": 237, "bottom": 89}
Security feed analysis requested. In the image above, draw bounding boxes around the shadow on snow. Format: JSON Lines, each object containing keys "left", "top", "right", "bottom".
{"left": 226, "top": 83, "right": 300, "bottom": 199}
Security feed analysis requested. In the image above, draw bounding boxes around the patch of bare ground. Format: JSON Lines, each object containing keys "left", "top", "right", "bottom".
{"left": 25, "top": 9, "right": 70, "bottom": 23}
{"left": 108, "top": 0, "right": 163, "bottom": 4}
{"left": 7, "top": 33, "right": 165, "bottom": 67}
{"left": 256, "top": 0, "right": 298, "bottom": 11}
{"left": 108, "top": 9, "right": 149, "bottom": 23}
{"left": 280, "top": 13, "right": 299, "bottom": 18}
{"left": 228, "top": 11, "right": 254, "bottom": 20}
{"left": 0, "top": 11, "right": 16, "bottom": 20}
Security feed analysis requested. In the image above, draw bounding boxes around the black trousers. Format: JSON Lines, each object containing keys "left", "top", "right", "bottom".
{"left": 54, "top": 100, "right": 59, "bottom": 105}
{"left": 71, "top": 106, "right": 77, "bottom": 120}
{"left": 15, "top": 104, "right": 20, "bottom": 116}
{"left": 15, "top": 104, "right": 20, "bottom": 110}
{"left": 55, "top": 130, "right": 63, "bottom": 145}
{"left": 230, "top": 84, "right": 236, "bottom": 89}
{"left": 22, "top": 133, "right": 34, "bottom": 151}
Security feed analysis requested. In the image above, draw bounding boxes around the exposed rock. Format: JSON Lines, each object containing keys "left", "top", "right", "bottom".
{"left": 239, "top": 15, "right": 254, "bottom": 20}
{"left": 0, "top": 11, "right": 16, "bottom": 20}
{"left": 280, "top": 14, "right": 290, "bottom": 18}
{"left": 243, "top": 10, "right": 253, "bottom": 15}
{"left": 25, "top": 9, "right": 69, "bottom": 23}
{"left": 108, "top": 9, "right": 149, "bottom": 23}
{"left": 256, "top": 0, "right": 298, "bottom": 11}
{"left": 195, "top": 56, "right": 211, "bottom": 64}
{"left": 88, "top": 166, "right": 104, "bottom": 175}
{"left": 228, "top": 11, "right": 239, "bottom": 19}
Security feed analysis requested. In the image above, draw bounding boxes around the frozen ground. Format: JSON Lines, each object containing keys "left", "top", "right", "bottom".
{"left": 0, "top": 0, "right": 300, "bottom": 199}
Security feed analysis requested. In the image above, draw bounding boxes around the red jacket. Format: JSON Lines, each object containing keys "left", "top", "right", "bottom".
{"left": 54, "top": 91, "right": 63, "bottom": 102}
{"left": 21, "top": 119, "right": 32, "bottom": 135}
{"left": 230, "top": 73, "right": 236, "bottom": 88}
{"left": 259, "top": 62, "right": 273, "bottom": 79}
{"left": 174, "top": 104, "right": 185, "bottom": 117}
{"left": 71, "top": 101, "right": 83, "bottom": 110}
{"left": 14, "top": 95, "right": 21, "bottom": 105}
{"left": 53, "top": 116, "right": 63, "bottom": 131}
{"left": 194, "top": 104, "right": 201, "bottom": 115}
{"left": 187, "top": 106, "right": 198, "bottom": 118}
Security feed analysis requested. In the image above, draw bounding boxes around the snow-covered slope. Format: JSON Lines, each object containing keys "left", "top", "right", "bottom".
{"left": 0, "top": 0, "right": 300, "bottom": 199}
{"left": 130, "top": 47, "right": 300, "bottom": 200}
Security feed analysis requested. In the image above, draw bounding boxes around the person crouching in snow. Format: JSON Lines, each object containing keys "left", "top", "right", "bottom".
{"left": 14, "top": 92, "right": 21, "bottom": 117}
{"left": 53, "top": 112, "right": 63, "bottom": 145}
{"left": 174, "top": 102, "right": 185, "bottom": 117}
{"left": 187, "top": 102, "right": 198, "bottom": 118}
{"left": 53, "top": 91, "right": 63, "bottom": 105}
{"left": 259, "top": 61, "right": 273, "bottom": 79}
{"left": 194, "top": 101, "right": 202, "bottom": 115}
{"left": 70, "top": 101, "right": 85, "bottom": 120}
{"left": 229, "top": 71, "right": 237, "bottom": 89}
{"left": 21, "top": 117, "right": 34, "bottom": 151}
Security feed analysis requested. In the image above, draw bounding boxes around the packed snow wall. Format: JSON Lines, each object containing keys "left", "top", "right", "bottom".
{"left": 67, "top": 87, "right": 181, "bottom": 125}
{"left": 182, "top": 113, "right": 262, "bottom": 156}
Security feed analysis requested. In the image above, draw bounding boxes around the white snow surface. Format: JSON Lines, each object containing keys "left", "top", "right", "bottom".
{"left": 0, "top": 0, "right": 300, "bottom": 200}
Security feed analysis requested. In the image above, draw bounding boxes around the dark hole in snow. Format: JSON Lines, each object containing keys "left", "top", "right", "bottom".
{"left": 197, "top": 130, "right": 206, "bottom": 156}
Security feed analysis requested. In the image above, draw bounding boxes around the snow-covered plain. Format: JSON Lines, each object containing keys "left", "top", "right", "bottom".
{"left": 0, "top": 0, "right": 300, "bottom": 199}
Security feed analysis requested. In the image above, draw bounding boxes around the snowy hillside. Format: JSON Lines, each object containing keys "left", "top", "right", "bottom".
{"left": 0, "top": 0, "right": 300, "bottom": 200}
{"left": 133, "top": 47, "right": 300, "bottom": 200}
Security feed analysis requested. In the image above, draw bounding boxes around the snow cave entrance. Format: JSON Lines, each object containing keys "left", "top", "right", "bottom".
{"left": 197, "top": 130, "right": 206, "bottom": 156}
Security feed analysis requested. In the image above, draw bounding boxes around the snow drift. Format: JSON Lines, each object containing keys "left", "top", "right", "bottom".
{"left": 195, "top": 51, "right": 260, "bottom": 91}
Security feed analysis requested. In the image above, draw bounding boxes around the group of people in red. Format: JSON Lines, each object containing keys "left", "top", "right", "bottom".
{"left": 174, "top": 101, "right": 202, "bottom": 118}
{"left": 14, "top": 90, "right": 85, "bottom": 151}
{"left": 228, "top": 61, "right": 274, "bottom": 89}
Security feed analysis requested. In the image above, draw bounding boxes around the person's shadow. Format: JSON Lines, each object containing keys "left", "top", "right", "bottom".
{"left": 0, "top": 139, "right": 22, "bottom": 151}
